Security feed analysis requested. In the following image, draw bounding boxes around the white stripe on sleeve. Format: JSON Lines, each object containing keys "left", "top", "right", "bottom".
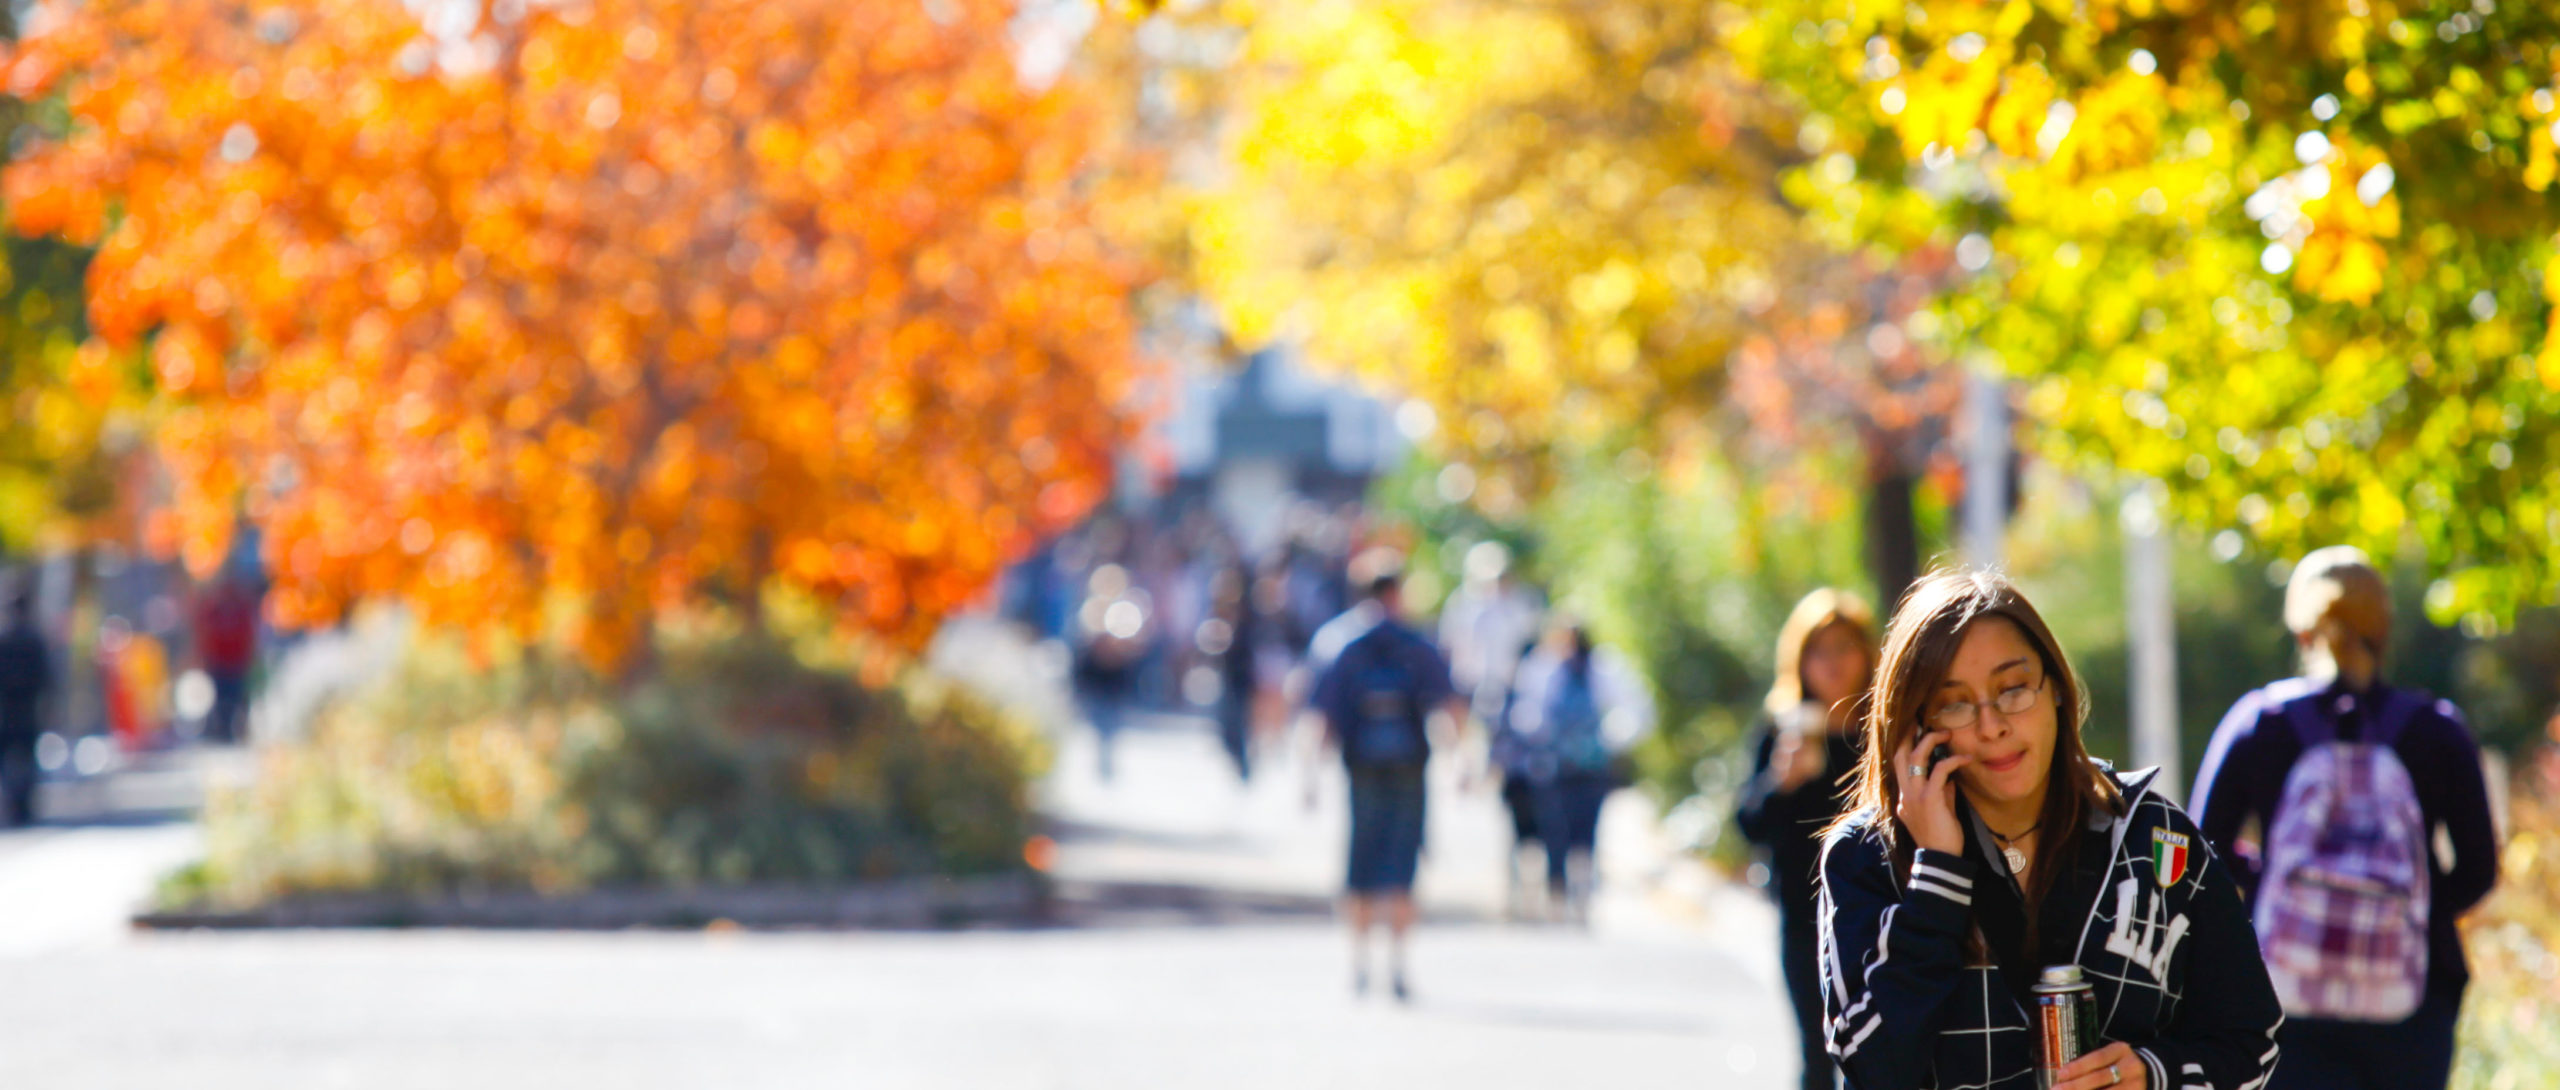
{"left": 1828, "top": 900, "right": 1896, "bottom": 1057}
{"left": 2136, "top": 1047, "right": 2168, "bottom": 1090}
{"left": 1906, "top": 876, "right": 1973, "bottom": 906}
{"left": 1832, "top": 1012, "right": 1883, "bottom": 1059}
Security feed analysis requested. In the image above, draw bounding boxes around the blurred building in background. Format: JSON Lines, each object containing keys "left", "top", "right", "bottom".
{"left": 1154, "top": 345, "right": 1404, "bottom": 557}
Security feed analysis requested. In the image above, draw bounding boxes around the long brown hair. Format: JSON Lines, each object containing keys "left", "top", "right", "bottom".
{"left": 1763, "top": 588, "right": 1878, "bottom": 719}
{"left": 1828, "top": 570, "right": 2124, "bottom": 942}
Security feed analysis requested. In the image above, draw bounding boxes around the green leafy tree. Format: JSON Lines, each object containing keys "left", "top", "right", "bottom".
{"left": 1733, "top": 0, "right": 2560, "bottom": 628}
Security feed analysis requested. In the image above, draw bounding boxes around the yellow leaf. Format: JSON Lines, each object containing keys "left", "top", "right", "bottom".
{"left": 2296, "top": 235, "right": 2386, "bottom": 304}
{"left": 1993, "top": 0, "right": 2034, "bottom": 38}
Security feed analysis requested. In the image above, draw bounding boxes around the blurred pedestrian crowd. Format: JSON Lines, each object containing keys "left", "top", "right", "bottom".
{"left": 999, "top": 499, "right": 1664, "bottom": 1002}
{"left": 0, "top": 551, "right": 269, "bottom": 826}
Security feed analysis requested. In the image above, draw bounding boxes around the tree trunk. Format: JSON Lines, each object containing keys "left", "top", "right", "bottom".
{"left": 1866, "top": 470, "right": 1920, "bottom": 617}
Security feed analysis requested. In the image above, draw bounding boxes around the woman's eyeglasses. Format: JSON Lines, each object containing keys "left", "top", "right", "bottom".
{"left": 1928, "top": 676, "right": 2046, "bottom": 732}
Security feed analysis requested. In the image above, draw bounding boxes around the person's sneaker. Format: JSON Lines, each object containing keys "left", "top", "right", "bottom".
{"left": 1390, "top": 972, "right": 1411, "bottom": 1004}
{"left": 1353, "top": 967, "right": 1370, "bottom": 997}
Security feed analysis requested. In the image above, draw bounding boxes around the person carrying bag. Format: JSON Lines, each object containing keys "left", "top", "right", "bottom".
{"left": 2190, "top": 547, "right": 2499, "bottom": 1090}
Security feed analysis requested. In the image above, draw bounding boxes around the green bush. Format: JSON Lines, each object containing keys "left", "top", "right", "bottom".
{"left": 168, "top": 625, "right": 1047, "bottom": 909}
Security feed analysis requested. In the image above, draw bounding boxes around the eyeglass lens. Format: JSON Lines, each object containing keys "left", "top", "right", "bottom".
{"left": 1932, "top": 679, "right": 2041, "bottom": 730}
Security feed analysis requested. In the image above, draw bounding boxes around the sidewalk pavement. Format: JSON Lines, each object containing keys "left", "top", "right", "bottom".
{"left": 0, "top": 617, "right": 1807, "bottom": 1089}
{"left": 967, "top": 607, "right": 1782, "bottom": 973}
{"left": 0, "top": 746, "right": 253, "bottom": 957}
{"left": 1038, "top": 701, "right": 1784, "bottom": 963}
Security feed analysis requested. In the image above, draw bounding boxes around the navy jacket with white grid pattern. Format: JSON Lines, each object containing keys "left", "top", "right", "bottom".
{"left": 1817, "top": 768, "right": 2285, "bottom": 1090}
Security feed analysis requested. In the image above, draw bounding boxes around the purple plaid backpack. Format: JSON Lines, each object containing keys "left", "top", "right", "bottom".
{"left": 2253, "top": 688, "right": 2431, "bottom": 1021}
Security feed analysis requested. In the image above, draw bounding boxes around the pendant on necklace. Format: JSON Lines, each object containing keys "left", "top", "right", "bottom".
{"left": 2002, "top": 845, "right": 2028, "bottom": 873}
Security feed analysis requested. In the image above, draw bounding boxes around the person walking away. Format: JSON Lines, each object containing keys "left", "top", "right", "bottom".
{"left": 1439, "top": 541, "right": 1542, "bottom": 735}
{"left": 0, "top": 588, "right": 54, "bottom": 826}
{"left": 1506, "top": 616, "right": 1654, "bottom": 924}
{"left": 1737, "top": 588, "right": 1876, "bottom": 1090}
{"left": 1309, "top": 549, "right": 1464, "bottom": 1001}
{"left": 193, "top": 577, "right": 260, "bottom": 744}
{"left": 2189, "top": 546, "right": 2499, "bottom": 1090}
{"left": 1820, "top": 569, "right": 2283, "bottom": 1090}
{"left": 1247, "top": 557, "right": 1298, "bottom": 752}
{"left": 1440, "top": 543, "right": 1545, "bottom": 910}
{"left": 1485, "top": 629, "right": 1546, "bottom": 919}
{"left": 1206, "top": 559, "right": 1259, "bottom": 781}
{"left": 1071, "top": 560, "right": 1146, "bottom": 783}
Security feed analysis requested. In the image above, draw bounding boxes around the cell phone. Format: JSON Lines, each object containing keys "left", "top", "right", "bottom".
{"left": 1930, "top": 743, "right": 1954, "bottom": 767}
{"left": 1781, "top": 701, "right": 1823, "bottom": 737}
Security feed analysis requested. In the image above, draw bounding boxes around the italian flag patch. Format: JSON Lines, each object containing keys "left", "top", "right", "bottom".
{"left": 2152, "top": 829, "right": 2192, "bottom": 888}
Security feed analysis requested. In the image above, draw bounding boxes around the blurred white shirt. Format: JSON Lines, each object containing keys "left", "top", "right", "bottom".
{"left": 1506, "top": 645, "right": 1655, "bottom": 753}
{"left": 1438, "top": 580, "right": 1541, "bottom": 714}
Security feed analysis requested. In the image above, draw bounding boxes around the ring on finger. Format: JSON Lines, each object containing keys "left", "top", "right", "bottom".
{"left": 2109, "top": 1063, "right": 2120, "bottom": 1086}
{"left": 1907, "top": 763, "right": 1926, "bottom": 777}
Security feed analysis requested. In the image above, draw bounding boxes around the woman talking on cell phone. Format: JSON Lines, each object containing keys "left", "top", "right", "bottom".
{"left": 1817, "top": 571, "right": 2283, "bottom": 1090}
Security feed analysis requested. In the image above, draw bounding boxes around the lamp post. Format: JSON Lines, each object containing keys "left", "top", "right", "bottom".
{"left": 1961, "top": 369, "right": 2010, "bottom": 570}
{"left": 2122, "top": 481, "right": 2182, "bottom": 801}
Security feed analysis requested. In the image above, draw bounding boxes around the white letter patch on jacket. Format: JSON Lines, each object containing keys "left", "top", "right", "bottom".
{"left": 2103, "top": 876, "right": 2192, "bottom": 981}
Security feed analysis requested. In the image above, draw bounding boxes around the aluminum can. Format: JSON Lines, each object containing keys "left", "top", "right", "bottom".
{"left": 2033, "top": 963, "right": 2099, "bottom": 1089}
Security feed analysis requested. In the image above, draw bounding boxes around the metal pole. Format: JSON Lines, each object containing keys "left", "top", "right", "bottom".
{"left": 1963, "top": 369, "right": 2009, "bottom": 569}
{"left": 2122, "top": 481, "right": 2182, "bottom": 801}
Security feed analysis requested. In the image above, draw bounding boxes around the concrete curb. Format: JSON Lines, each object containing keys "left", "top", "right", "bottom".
{"left": 133, "top": 872, "right": 1049, "bottom": 931}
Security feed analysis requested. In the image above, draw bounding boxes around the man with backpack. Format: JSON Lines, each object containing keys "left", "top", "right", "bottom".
{"left": 2190, "top": 547, "right": 2500, "bottom": 1090}
{"left": 1502, "top": 616, "right": 1653, "bottom": 925}
{"left": 1309, "top": 549, "right": 1465, "bottom": 1001}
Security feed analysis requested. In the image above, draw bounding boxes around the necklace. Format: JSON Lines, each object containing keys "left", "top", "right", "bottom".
{"left": 1989, "top": 821, "right": 2042, "bottom": 874}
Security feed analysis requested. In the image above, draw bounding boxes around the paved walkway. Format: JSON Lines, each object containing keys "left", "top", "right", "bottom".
{"left": 0, "top": 747, "right": 251, "bottom": 957}
{"left": 0, "top": 622, "right": 1804, "bottom": 1089}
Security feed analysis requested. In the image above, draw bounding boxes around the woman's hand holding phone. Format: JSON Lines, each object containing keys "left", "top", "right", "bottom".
{"left": 1895, "top": 730, "right": 1973, "bottom": 856}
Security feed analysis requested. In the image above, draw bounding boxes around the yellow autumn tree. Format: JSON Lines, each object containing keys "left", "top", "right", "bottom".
{"left": 5, "top": 0, "right": 1144, "bottom": 666}
{"left": 1189, "top": 0, "right": 1812, "bottom": 507}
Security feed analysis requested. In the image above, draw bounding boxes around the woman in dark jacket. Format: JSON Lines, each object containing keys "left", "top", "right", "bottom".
{"left": 1819, "top": 570, "right": 2283, "bottom": 1090}
{"left": 1737, "top": 588, "right": 1877, "bottom": 1090}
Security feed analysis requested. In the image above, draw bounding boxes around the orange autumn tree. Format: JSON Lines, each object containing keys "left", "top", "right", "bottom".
{"left": 4, "top": 0, "right": 1141, "bottom": 667}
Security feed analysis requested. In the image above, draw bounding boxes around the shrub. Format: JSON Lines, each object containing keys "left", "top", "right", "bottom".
{"left": 167, "top": 624, "right": 1047, "bottom": 909}
{"left": 2452, "top": 754, "right": 2560, "bottom": 1090}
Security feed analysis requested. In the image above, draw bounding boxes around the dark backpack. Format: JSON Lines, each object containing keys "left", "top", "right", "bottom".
{"left": 1338, "top": 630, "right": 1428, "bottom": 766}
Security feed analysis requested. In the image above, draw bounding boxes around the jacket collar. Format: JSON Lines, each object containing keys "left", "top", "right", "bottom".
{"left": 2104, "top": 764, "right": 2160, "bottom": 857}
{"left": 1955, "top": 760, "right": 2160, "bottom": 882}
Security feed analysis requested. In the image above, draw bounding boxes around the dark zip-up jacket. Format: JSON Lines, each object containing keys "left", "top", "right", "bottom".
{"left": 1817, "top": 767, "right": 2284, "bottom": 1090}
{"left": 1736, "top": 717, "right": 1863, "bottom": 915}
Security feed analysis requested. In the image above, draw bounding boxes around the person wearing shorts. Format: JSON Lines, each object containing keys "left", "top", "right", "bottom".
{"left": 1310, "top": 549, "right": 1464, "bottom": 1002}
{"left": 1345, "top": 762, "right": 1429, "bottom": 895}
